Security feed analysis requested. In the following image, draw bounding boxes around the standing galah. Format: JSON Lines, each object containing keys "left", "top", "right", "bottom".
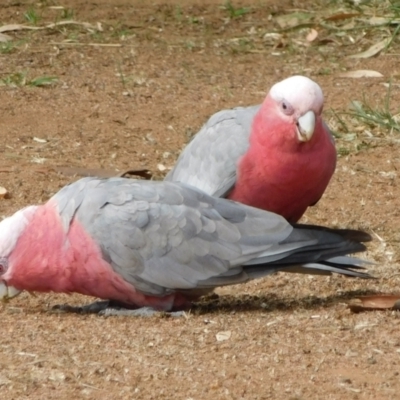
{"left": 0, "top": 177, "right": 371, "bottom": 316}
{"left": 165, "top": 75, "right": 336, "bottom": 223}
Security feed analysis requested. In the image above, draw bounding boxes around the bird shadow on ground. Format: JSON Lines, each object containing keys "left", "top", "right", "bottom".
{"left": 8, "top": 289, "right": 380, "bottom": 317}
{"left": 191, "top": 289, "right": 381, "bottom": 315}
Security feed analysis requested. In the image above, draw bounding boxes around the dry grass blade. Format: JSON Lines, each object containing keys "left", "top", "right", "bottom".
{"left": 50, "top": 42, "right": 122, "bottom": 47}
{"left": 0, "top": 20, "right": 100, "bottom": 34}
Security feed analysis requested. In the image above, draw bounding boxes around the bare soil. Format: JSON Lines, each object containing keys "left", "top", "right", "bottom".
{"left": 1, "top": 1, "right": 400, "bottom": 399}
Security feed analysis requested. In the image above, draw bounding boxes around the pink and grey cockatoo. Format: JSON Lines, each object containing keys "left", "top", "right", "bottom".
{"left": 0, "top": 177, "right": 371, "bottom": 316}
{"left": 165, "top": 75, "right": 336, "bottom": 223}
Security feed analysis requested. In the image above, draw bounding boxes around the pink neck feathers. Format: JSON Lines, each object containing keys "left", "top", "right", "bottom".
{"left": 7, "top": 203, "right": 148, "bottom": 305}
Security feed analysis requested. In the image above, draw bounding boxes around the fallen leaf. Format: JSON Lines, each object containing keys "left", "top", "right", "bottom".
{"left": 306, "top": 29, "right": 318, "bottom": 42}
{"left": 0, "top": 187, "right": 9, "bottom": 199}
{"left": 348, "top": 294, "right": 400, "bottom": 313}
{"left": 216, "top": 331, "right": 231, "bottom": 342}
{"left": 348, "top": 38, "right": 390, "bottom": 59}
{"left": 338, "top": 70, "right": 383, "bottom": 78}
{"left": 325, "top": 13, "right": 360, "bottom": 21}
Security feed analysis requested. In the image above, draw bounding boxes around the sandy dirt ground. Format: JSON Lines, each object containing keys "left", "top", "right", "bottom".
{"left": 1, "top": 1, "right": 400, "bottom": 399}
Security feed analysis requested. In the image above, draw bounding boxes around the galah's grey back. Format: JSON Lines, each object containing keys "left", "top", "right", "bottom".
{"left": 53, "top": 177, "right": 371, "bottom": 299}
{"left": 165, "top": 105, "right": 260, "bottom": 197}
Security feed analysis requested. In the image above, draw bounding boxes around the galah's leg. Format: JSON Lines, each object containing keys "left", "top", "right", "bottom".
{"left": 52, "top": 300, "right": 186, "bottom": 317}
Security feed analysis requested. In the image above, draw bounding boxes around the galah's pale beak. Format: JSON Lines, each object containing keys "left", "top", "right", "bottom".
{"left": 0, "top": 281, "right": 21, "bottom": 302}
{"left": 296, "top": 110, "right": 316, "bottom": 142}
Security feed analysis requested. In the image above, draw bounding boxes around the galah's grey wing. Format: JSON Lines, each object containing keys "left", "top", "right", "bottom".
{"left": 165, "top": 105, "right": 260, "bottom": 197}
{"left": 52, "top": 178, "right": 370, "bottom": 301}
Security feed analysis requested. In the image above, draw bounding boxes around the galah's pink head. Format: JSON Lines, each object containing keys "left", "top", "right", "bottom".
{"left": 259, "top": 75, "right": 324, "bottom": 145}
{"left": 0, "top": 206, "right": 37, "bottom": 302}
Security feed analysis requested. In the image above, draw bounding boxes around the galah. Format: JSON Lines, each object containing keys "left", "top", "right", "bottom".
{"left": 0, "top": 177, "right": 371, "bottom": 315}
{"left": 165, "top": 75, "right": 336, "bottom": 223}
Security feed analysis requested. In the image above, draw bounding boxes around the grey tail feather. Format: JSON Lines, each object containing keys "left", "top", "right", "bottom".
{"left": 281, "top": 261, "right": 373, "bottom": 279}
{"left": 243, "top": 225, "right": 373, "bottom": 280}
{"left": 243, "top": 257, "right": 373, "bottom": 280}
{"left": 291, "top": 224, "right": 373, "bottom": 243}
{"left": 197, "top": 226, "right": 373, "bottom": 289}
{"left": 268, "top": 240, "right": 368, "bottom": 266}
{"left": 326, "top": 255, "right": 375, "bottom": 266}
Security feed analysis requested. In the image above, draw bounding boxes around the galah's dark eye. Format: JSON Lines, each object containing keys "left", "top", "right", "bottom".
{"left": 281, "top": 100, "right": 294, "bottom": 115}
{"left": 0, "top": 258, "right": 8, "bottom": 275}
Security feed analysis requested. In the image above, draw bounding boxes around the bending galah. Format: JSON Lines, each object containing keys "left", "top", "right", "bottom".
{"left": 0, "top": 177, "right": 371, "bottom": 315}
{"left": 166, "top": 75, "right": 336, "bottom": 223}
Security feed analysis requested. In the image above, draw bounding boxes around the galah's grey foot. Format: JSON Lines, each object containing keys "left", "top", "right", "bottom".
{"left": 52, "top": 300, "right": 186, "bottom": 317}
{"left": 99, "top": 306, "right": 185, "bottom": 318}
